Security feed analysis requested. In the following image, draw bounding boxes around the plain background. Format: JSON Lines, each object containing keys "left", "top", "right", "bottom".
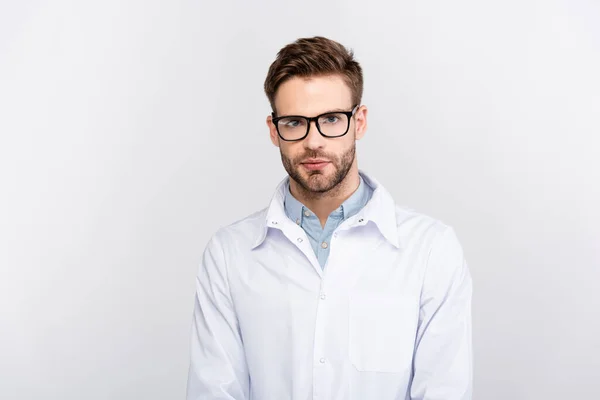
{"left": 1, "top": 0, "right": 599, "bottom": 399}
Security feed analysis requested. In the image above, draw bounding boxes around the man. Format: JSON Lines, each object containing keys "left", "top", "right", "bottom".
{"left": 187, "top": 36, "right": 472, "bottom": 400}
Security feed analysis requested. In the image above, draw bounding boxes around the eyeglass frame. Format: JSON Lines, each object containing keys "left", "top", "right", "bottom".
{"left": 271, "top": 104, "right": 360, "bottom": 142}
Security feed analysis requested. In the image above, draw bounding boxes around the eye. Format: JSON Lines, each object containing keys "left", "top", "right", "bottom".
{"left": 319, "top": 113, "right": 344, "bottom": 125}
{"left": 285, "top": 119, "right": 301, "bottom": 127}
{"left": 278, "top": 117, "right": 305, "bottom": 129}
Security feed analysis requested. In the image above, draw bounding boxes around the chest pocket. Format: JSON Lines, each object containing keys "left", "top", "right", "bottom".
{"left": 348, "top": 292, "right": 418, "bottom": 373}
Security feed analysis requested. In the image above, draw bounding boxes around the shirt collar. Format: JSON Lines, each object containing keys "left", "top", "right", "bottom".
{"left": 252, "top": 170, "right": 400, "bottom": 249}
{"left": 283, "top": 175, "right": 369, "bottom": 227}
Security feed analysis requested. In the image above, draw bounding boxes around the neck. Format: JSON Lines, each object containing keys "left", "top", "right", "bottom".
{"left": 289, "top": 163, "right": 361, "bottom": 228}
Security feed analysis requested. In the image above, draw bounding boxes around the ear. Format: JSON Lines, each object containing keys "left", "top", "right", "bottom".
{"left": 354, "top": 105, "right": 368, "bottom": 141}
{"left": 266, "top": 115, "right": 280, "bottom": 147}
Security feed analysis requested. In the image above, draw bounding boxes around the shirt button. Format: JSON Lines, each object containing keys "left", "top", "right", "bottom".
{"left": 333, "top": 232, "right": 338, "bottom": 238}
{"left": 320, "top": 293, "right": 326, "bottom": 300}
{"left": 304, "top": 210, "right": 311, "bottom": 217}
{"left": 296, "top": 218, "right": 300, "bottom": 225}
{"left": 297, "top": 238, "right": 303, "bottom": 243}
{"left": 319, "top": 358, "right": 326, "bottom": 364}
{"left": 321, "top": 241, "right": 328, "bottom": 249}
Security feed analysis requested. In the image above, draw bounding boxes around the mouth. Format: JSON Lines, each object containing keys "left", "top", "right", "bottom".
{"left": 300, "top": 159, "right": 330, "bottom": 171}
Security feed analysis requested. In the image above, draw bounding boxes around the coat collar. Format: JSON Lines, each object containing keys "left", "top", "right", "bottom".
{"left": 252, "top": 170, "right": 400, "bottom": 250}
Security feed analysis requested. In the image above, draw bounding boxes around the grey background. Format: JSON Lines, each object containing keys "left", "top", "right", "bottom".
{"left": 1, "top": 0, "right": 599, "bottom": 399}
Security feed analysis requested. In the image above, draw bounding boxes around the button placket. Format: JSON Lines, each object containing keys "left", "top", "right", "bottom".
{"left": 313, "top": 278, "right": 330, "bottom": 387}
{"left": 313, "top": 273, "right": 335, "bottom": 400}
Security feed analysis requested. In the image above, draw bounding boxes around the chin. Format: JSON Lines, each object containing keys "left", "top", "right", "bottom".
{"left": 304, "top": 174, "right": 336, "bottom": 192}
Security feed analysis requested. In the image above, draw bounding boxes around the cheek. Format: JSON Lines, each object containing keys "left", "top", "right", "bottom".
{"left": 280, "top": 144, "right": 301, "bottom": 161}
{"left": 333, "top": 138, "right": 354, "bottom": 157}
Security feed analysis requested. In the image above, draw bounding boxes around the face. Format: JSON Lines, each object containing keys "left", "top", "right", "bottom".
{"left": 266, "top": 75, "right": 368, "bottom": 194}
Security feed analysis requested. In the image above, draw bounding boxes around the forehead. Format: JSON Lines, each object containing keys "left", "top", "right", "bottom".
{"left": 274, "top": 74, "right": 353, "bottom": 116}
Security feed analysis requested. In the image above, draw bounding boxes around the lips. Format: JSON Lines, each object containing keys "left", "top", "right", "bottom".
{"left": 301, "top": 159, "right": 330, "bottom": 171}
{"left": 302, "top": 159, "right": 330, "bottom": 164}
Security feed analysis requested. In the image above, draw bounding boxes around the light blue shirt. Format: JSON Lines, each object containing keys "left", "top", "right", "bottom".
{"left": 284, "top": 175, "right": 373, "bottom": 268}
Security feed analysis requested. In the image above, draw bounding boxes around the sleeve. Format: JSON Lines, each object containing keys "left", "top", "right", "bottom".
{"left": 410, "top": 226, "right": 473, "bottom": 400}
{"left": 186, "top": 232, "right": 249, "bottom": 400}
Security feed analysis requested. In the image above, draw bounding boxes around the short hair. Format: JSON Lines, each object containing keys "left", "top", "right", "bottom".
{"left": 264, "top": 36, "right": 363, "bottom": 116}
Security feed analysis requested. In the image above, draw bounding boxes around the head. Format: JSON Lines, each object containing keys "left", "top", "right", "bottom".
{"left": 264, "top": 36, "right": 368, "bottom": 195}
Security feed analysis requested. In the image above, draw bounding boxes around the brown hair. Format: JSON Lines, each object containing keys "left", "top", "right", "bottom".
{"left": 264, "top": 36, "right": 363, "bottom": 115}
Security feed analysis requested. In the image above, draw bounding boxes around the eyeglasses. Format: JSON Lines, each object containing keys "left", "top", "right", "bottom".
{"left": 271, "top": 105, "right": 359, "bottom": 142}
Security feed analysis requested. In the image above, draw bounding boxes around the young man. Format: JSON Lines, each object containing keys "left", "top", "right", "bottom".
{"left": 187, "top": 36, "right": 473, "bottom": 400}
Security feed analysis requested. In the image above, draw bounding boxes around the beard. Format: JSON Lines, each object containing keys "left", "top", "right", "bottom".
{"left": 280, "top": 141, "right": 356, "bottom": 195}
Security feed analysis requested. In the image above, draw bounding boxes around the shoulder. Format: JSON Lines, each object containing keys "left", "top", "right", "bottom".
{"left": 363, "top": 172, "right": 454, "bottom": 247}
{"left": 394, "top": 204, "right": 450, "bottom": 238}
{"left": 208, "top": 207, "right": 269, "bottom": 251}
{"left": 391, "top": 204, "right": 463, "bottom": 258}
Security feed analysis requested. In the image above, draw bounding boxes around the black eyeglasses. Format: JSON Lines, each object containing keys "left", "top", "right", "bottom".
{"left": 271, "top": 105, "right": 359, "bottom": 142}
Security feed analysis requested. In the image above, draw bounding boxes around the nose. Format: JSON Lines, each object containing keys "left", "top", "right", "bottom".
{"left": 303, "top": 120, "right": 326, "bottom": 149}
